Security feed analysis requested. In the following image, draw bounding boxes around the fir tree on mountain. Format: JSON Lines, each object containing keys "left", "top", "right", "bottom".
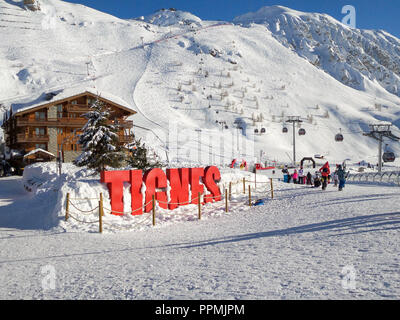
{"left": 126, "top": 138, "right": 161, "bottom": 170}
{"left": 73, "top": 96, "right": 125, "bottom": 173}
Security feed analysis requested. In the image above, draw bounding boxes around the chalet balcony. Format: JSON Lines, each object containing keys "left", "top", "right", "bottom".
{"left": 65, "top": 104, "right": 92, "bottom": 113}
{"left": 16, "top": 117, "right": 86, "bottom": 128}
{"left": 16, "top": 117, "right": 133, "bottom": 129}
{"left": 119, "top": 134, "right": 134, "bottom": 144}
{"left": 17, "top": 133, "right": 49, "bottom": 143}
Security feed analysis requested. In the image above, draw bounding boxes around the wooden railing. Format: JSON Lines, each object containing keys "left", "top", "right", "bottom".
{"left": 16, "top": 117, "right": 133, "bottom": 128}
{"left": 118, "top": 134, "right": 135, "bottom": 143}
{"left": 16, "top": 133, "right": 49, "bottom": 143}
{"left": 65, "top": 104, "right": 92, "bottom": 113}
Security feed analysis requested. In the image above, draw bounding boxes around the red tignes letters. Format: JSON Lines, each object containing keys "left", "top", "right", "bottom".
{"left": 100, "top": 167, "right": 222, "bottom": 215}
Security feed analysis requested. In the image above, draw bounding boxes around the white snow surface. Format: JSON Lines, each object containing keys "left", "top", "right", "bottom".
{"left": 1, "top": 165, "right": 400, "bottom": 299}
{"left": 1, "top": 0, "right": 400, "bottom": 167}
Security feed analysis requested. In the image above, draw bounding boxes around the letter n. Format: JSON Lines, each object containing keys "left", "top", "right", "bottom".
{"left": 167, "top": 168, "right": 189, "bottom": 210}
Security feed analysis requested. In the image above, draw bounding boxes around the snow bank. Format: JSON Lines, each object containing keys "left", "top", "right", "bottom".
{"left": 22, "top": 163, "right": 270, "bottom": 233}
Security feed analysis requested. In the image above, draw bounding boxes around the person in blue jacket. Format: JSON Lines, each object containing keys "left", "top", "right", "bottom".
{"left": 337, "top": 165, "right": 348, "bottom": 191}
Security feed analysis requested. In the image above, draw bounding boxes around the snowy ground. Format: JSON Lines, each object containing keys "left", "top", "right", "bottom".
{"left": 0, "top": 175, "right": 399, "bottom": 299}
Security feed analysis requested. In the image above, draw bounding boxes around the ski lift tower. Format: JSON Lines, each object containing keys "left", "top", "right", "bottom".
{"left": 285, "top": 116, "right": 303, "bottom": 166}
{"left": 363, "top": 123, "right": 400, "bottom": 173}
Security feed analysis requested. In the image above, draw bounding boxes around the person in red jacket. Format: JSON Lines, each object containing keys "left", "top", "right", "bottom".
{"left": 319, "top": 162, "right": 330, "bottom": 190}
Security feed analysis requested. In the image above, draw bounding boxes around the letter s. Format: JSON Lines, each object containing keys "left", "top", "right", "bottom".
{"left": 203, "top": 166, "right": 221, "bottom": 203}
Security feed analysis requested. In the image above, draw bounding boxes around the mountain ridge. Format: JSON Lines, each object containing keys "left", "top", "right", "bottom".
{"left": 1, "top": 0, "right": 400, "bottom": 165}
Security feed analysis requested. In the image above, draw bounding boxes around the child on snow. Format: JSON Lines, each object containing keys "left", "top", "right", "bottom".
{"left": 337, "top": 165, "right": 348, "bottom": 191}
{"left": 292, "top": 170, "right": 298, "bottom": 184}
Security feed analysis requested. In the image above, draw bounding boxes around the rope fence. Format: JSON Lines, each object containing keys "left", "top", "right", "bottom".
{"left": 64, "top": 178, "right": 275, "bottom": 233}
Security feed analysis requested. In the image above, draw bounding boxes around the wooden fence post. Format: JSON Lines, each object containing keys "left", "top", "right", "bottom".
{"left": 243, "top": 178, "right": 246, "bottom": 194}
{"left": 65, "top": 193, "right": 70, "bottom": 221}
{"left": 255, "top": 168, "right": 257, "bottom": 189}
{"left": 100, "top": 192, "right": 104, "bottom": 216}
{"left": 198, "top": 192, "right": 201, "bottom": 220}
{"left": 98, "top": 200, "right": 103, "bottom": 233}
{"left": 225, "top": 189, "right": 228, "bottom": 213}
{"left": 270, "top": 178, "right": 274, "bottom": 199}
{"left": 248, "top": 185, "right": 251, "bottom": 207}
{"left": 229, "top": 182, "right": 232, "bottom": 201}
{"left": 152, "top": 195, "right": 156, "bottom": 226}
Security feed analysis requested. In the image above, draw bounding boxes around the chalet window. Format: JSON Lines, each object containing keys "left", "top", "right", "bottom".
{"left": 88, "top": 98, "right": 95, "bottom": 106}
{"left": 71, "top": 100, "right": 77, "bottom": 105}
{"left": 35, "top": 111, "right": 46, "bottom": 120}
{"left": 56, "top": 104, "right": 63, "bottom": 118}
{"left": 35, "top": 127, "right": 45, "bottom": 136}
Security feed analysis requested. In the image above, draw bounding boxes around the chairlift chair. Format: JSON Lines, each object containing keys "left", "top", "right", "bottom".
{"left": 298, "top": 128, "right": 306, "bottom": 136}
{"left": 282, "top": 127, "right": 288, "bottom": 133}
{"left": 261, "top": 128, "right": 266, "bottom": 134}
{"left": 335, "top": 128, "right": 344, "bottom": 142}
{"left": 383, "top": 152, "right": 395, "bottom": 163}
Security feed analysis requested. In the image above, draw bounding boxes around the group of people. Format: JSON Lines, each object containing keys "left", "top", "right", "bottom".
{"left": 282, "top": 162, "right": 349, "bottom": 191}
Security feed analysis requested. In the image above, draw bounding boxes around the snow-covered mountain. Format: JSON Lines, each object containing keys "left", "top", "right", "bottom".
{"left": 134, "top": 8, "right": 203, "bottom": 27}
{"left": 234, "top": 6, "right": 400, "bottom": 97}
{"left": 1, "top": 0, "right": 400, "bottom": 167}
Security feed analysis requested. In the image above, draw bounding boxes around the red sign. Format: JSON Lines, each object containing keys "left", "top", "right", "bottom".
{"left": 101, "top": 166, "right": 222, "bottom": 216}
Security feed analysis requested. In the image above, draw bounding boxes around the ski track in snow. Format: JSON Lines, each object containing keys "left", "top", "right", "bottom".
{"left": 0, "top": 176, "right": 399, "bottom": 299}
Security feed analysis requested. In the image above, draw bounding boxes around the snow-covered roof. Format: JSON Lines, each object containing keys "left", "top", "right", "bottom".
{"left": 12, "top": 87, "right": 135, "bottom": 115}
{"left": 23, "top": 148, "right": 56, "bottom": 158}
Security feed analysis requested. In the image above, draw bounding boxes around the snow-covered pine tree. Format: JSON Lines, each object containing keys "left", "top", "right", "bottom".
{"left": 126, "top": 138, "right": 161, "bottom": 170}
{"left": 73, "top": 97, "right": 125, "bottom": 173}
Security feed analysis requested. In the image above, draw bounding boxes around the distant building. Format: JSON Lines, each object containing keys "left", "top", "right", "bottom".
{"left": 1, "top": 88, "right": 136, "bottom": 169}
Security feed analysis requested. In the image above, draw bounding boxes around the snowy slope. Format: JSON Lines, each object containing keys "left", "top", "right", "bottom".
{"left": 1, "top": 1, "right": 400, "bottom": 167}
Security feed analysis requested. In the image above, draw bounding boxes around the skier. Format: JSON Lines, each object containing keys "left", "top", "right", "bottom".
{"left": 306, "top": 171, "right": 313, "bottom": 186}
{"left": 313, "top": 172, "right": 321, "bottom": 188}
{"left": 319, "top": 162, "right": 330, "bottom": 190}
{"left": 292, "top": 169, "right": 298, "bottom": 184}
{"left": 282, "top": 166, "right": 289, "bottom": 183}
{"left": 337, "top": 165, "right": 347, "bottom": 191}
{"left": 333, "top": 168, "right": 339, "bottom": 187}
{"left": 298, "top": 167, "right": 304, "bottom": 184}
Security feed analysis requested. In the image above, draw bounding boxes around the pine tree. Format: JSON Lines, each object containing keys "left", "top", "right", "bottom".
{"left": 73, "top": 97, "right": 125, "bottom": 173}
{"left": 126, "top": 138, "right": 161, "bottom": 170}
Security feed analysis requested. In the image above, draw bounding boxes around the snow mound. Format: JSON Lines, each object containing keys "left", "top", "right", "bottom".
{"left": 137, "top": 8, "right": 202, "bottom": 27}
{"left": 22, "top": 163, "right": 268, "bottom": 233}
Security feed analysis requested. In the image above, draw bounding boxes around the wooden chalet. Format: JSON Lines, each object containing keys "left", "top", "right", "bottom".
{"left": 2, "top": 89, "right": 136, "bottom": 167}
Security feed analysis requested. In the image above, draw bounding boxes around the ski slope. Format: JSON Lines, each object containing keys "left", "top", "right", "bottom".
{"left": 1, "top": 1, "right": 400, "bottom": 166}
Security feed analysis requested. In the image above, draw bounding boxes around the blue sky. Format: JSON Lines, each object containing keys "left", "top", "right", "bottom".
{"left": 63, "top": 0, "right": 400, "bottom": 37}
